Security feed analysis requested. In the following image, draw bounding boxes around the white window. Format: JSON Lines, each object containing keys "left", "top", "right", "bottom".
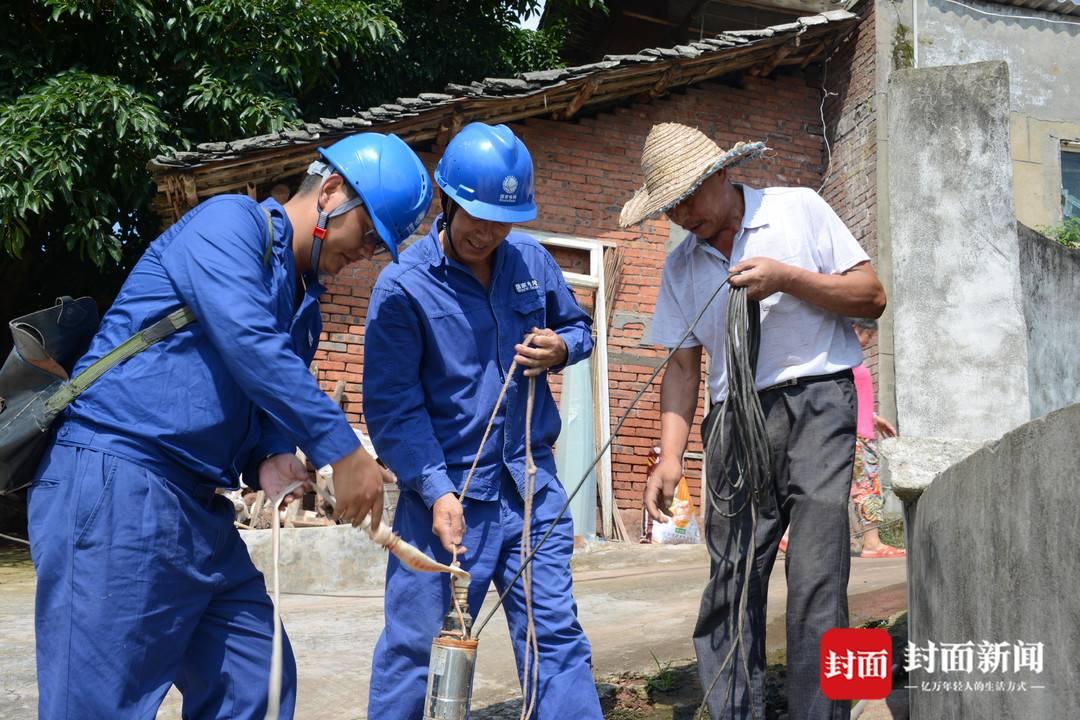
{"left": 1062, "top": 145, "right": 1080, "bottom": 220}
{"left": 535, "top": 233, "right": 617, "bottom": 539}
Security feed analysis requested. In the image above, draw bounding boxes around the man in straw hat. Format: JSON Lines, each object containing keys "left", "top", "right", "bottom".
{"left": 626, "top": 123, "right": 886, "bottom": 719}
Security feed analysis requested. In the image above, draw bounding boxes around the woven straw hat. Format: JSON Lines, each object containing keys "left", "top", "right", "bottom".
{"left": 619, "top": 123, "right": 768, "bottom": 227}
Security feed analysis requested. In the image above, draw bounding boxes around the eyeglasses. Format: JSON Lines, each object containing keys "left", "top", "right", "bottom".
{"left": 364, "top": 229, "right": 388, "bottom": 258}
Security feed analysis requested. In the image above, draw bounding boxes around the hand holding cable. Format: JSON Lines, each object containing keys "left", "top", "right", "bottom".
{"left": 728, "top": 256, "right": 793, "bottom": 301}
{"left": 263, "top": 475, "right": 469, "bottom": 720}
{"left": 513, "top": 327, "right": 567, "bottom": 377}
{"left": 257, "top": 453, "right": 310, "bottom": 505}
{"left": 432, "top": 493, "right": 467, "bottom": 554}
{"left": 694, "top": 283, "right": 771, "bottom": 720}
{"left": 445, "top": 331, "right": 538, "bottom": 561}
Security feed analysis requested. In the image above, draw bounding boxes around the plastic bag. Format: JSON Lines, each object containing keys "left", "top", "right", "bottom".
{"left": 651, "top": 476, "right": 701, "bottom": 545}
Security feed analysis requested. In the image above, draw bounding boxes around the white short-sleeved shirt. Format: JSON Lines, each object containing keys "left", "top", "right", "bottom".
{"left": 650, "top": 184, "right": 869, "bottom": 402}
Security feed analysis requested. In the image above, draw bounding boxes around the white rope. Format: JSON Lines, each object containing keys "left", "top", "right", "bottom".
{"left": 264, "top": 480, "right": 305, "bottom": 720}
{"left": 817, "top": 56, "right": 838, "bottom": 195}
{"left": 261, "top": 477, "right": 470, "bottom": 720}
{"left": 456, "top": 333, "right": 534, "bottom": 501}
{"left": 450, "top": 332, "right": 540, "bottom": 717}
{"left": 519, "top": 377, "right": 540, "bottom": 720}
{"left": 0, "top": 531, "right": 30, "bottom": 547}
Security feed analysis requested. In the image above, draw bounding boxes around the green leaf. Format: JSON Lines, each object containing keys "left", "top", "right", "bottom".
{"left": 0, "top": 0, "right": 607, "bottom": 271}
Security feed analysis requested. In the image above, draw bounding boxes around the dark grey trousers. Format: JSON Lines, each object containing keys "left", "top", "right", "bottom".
{"left": 694, "top": 374, "right": 857, "bottom": 720}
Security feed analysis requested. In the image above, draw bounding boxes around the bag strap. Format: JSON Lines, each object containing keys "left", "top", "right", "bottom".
{"left": 45, "top": 208, "right": 276, "bottom": 413}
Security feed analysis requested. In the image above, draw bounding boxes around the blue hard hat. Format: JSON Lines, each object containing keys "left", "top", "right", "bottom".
{"left": 434, "top": 122, "right": 537, "bottom": 223}
{"left": 318, "top": 133, "right": 432, "bottom": 260}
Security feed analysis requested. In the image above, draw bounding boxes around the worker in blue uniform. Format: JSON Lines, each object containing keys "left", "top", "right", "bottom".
{"left": 364, "top": 122, "right": 604, "bottom": 719}
{"left": 26, "top": 133, "right": 433, "bottom": 720}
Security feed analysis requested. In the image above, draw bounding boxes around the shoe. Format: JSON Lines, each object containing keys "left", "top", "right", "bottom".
{"left": 778, "top": 535, "right": 788, "bottom": 554}
{"left": 860, "top": 544, "right": 905, "bottom": 558}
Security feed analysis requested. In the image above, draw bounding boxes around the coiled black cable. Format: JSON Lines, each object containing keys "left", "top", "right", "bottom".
{"left": 696, "top": 285, "right": 772, "bottom": 720}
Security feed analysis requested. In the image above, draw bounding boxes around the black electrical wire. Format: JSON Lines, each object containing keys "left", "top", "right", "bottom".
{"left": 470, "top": 277, "right": 773, "bottom": 720}
{"left": 695, "top": 285, "right": 772, "bottom": 720}
{"left": 472, "top": 274, "right": 737, "bottom": 637}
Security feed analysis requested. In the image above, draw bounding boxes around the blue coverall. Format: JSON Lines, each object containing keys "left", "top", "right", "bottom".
{"left": 27, "top": 196, "right": 360, "bottom": 719}
{"left": 364, "top": 217, "right": 604, "bottom": 719}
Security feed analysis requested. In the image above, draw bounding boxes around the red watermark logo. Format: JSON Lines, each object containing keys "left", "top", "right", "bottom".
{"left": 820, "top": 628, "right": 893, "bottom": 700}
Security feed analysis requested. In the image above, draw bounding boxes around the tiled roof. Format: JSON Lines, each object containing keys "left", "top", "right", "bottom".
{"left": 985, "top": 0, "right": 1080, "bottom": 16}
{"left": 150, "top": 9, "right": 858, "bottom": 220}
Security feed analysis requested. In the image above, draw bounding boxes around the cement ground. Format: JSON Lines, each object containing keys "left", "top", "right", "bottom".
{"left": 0, "top": 542, "right": 906, "bottom": 719}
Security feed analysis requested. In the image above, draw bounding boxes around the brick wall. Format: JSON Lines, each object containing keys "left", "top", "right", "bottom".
{"left": 820, "top": 1, "right": 880, "bottom": 388}
{"left": 315, "top": 71, "right": 834, "bottom": 534}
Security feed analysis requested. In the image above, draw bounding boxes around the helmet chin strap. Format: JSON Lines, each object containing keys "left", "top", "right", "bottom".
{"left": 309, "top": 169, "right": 364, "bottom": 281}
{"left": 439, "top": 191, "right": 461, "bottom": 259}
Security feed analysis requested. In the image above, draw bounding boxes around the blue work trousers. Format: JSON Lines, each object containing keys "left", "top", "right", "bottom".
{"left": 27, "top": 441, "right": 296, "bottom": 719}
{"left": 369, "top": 475, "right": 602, "bottom": 719}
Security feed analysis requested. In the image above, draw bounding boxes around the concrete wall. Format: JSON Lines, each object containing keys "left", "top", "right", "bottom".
{"left": 887, "top": 61, "right": 1030, "bottom": 441}
{"left": 884, "top": 0, "right": 1080, "bottom": 229}
{"left": 905, "top": 402, "right": 1080, "bottom": 718}
{"left": 920, "top": 0, "right": 1080, "bottom": 229}
{"left": 918, "top": 0, "right": 1080, "bottom": 122}
{"left": 1018, "top": 223, "right": 1080, "bottom": 418}
{"left": 243, "top": 525, "right": 390, "bottom": 593}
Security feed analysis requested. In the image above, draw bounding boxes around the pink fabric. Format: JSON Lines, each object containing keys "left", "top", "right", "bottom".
{"left": 852, "top": 363, "right": 875, "bottom": 439}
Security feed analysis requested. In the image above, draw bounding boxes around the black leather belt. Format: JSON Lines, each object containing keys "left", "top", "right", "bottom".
{"left": 758, "top": 368, "right": 854, "bottom": 394}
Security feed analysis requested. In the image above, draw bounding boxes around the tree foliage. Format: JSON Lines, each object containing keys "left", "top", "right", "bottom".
{"left": 0, "top": 0, "right": 602, "bottom": 322}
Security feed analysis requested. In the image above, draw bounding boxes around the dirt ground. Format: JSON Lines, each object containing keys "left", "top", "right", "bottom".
{"left": 0, "top": 541, "right": 908, "bottom": 719}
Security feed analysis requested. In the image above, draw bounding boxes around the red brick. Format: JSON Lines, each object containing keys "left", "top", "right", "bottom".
{"left": 301, "top": 54, "right": 892, "bottom": 511}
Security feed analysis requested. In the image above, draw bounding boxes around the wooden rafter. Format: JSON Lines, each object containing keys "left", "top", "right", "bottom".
{"left": 749, "top": 39, "right": 800, "bottom": 77}
{"left": 650, "top": 66, "right": 678, "bottom": 98}
{"left": 560, "top": 78, "right": 601, "bottom": 120}
{"left": 800, "top": 39, "right": 829, "bottom": 68}
{"left": 621, "top": 10, "right": 676, "bottom": 27}
{"left": 435, "top": 111, "right": 465, "bottom": 149}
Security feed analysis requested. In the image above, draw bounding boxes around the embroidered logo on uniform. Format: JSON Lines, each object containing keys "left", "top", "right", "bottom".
{"left": 514, "top": 279, "right": 540, "bottom": 293}
{"left": 500, "top": 175, "right": 519, "bottom": 203}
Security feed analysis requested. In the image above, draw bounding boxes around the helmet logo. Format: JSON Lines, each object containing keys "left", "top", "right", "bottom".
{"left": 500, "top": 175, "right": 519, "bottom": 203}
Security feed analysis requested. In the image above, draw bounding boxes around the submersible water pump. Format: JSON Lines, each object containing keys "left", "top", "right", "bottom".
{"left": 423, "top": 576, "right": 478, "bottom": 720}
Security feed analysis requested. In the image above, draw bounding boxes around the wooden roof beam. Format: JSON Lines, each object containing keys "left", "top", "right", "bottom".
{"left": 163, "top": 174, "right": 199, "bottom": 223}
{"left": 622, "top": 10, "right": 677, "bottom": 27}
{"left": 650, "top": 66, "right": 678, "bottom": 97}
{"left": 800, "top": 40, "right": 829, "bottom": 68}
{"left": 559, "top": 78, "right": 602, "bottom": 120}
{"left": 435, "top": 111, "right": 465, "bottom": 149}
{"left": 748, "top": 39, "right": 799, "bottom": 77}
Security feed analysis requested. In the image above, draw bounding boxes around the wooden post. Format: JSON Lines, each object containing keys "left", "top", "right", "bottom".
{"left": 592, "top": 245, "right": 615, "bottom": 539}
